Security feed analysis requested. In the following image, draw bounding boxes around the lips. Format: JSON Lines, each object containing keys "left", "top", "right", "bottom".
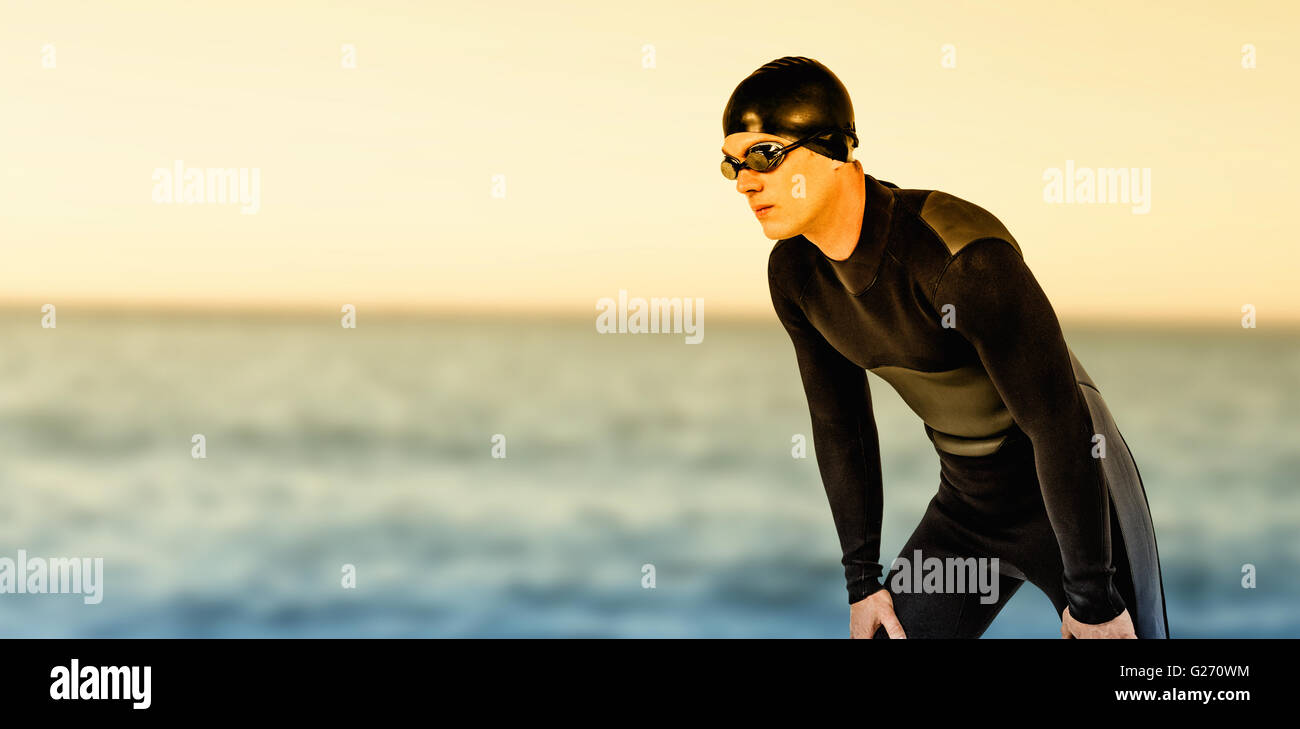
{"left": 752, "top": 204, "right": 774, "bottom": 218}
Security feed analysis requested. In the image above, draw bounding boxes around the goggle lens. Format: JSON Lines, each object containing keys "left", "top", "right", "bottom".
{"left": 721, "top": 142, "right": 786, "bottom": 180}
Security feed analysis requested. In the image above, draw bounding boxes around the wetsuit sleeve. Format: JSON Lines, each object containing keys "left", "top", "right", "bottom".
{"left": 933, "top": 238, "right": 1127, "bottom": 625}
{"left": 769, "top": 261, "right": 887, "bottom": 605}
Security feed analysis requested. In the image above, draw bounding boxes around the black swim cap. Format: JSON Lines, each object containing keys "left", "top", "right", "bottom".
{"left": 722, "top": 56, "right": 859, "bottom": 162}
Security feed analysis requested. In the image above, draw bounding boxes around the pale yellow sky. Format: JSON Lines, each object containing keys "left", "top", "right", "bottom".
{"left": 1, "top": 0, "right": 1296, "bottom": 323}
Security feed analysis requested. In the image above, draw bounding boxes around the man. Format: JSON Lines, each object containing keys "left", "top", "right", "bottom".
{"left": 722, "top": 56, "right": 1169, "bottom": 639}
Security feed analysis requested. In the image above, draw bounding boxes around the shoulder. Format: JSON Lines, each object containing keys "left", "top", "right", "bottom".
{"left": 881, "top": 185, "right": 1028, "bottom": 304}
{"left": 915, "top": 190, "right": 1023, "bottom": 258}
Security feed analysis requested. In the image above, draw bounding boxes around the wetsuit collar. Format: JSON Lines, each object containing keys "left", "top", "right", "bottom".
{"left": 816, "top": 172, "right": 895, "bottom": 296}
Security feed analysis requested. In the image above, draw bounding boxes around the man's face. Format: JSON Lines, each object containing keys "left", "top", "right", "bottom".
{"left": 722, "top": 131, "right": 838, "bottom": 240}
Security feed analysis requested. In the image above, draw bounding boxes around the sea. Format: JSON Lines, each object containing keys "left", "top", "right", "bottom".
{"left": 0, "top": 308, "right": 1295, "bottom": 638}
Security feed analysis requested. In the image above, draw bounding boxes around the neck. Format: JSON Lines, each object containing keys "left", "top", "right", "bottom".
{"left": 802, "top": 166, "right": 866, "bottom": 261}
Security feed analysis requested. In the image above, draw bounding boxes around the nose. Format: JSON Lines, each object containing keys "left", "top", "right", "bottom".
{"left": 735, "top": 167, "right": 763, "bottom": 194}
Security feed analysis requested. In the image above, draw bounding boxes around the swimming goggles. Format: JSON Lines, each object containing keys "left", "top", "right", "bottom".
{"left": 720, "top": 128, "right": 847, "bottom": 180}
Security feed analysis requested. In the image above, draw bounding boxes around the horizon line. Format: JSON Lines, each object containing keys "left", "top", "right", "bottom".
{"left": 0, "top": 298, "right": 1293, "bottom": 330}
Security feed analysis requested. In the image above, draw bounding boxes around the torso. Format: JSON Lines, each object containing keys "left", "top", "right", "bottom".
{"left": 770, "top": 174, "right": 1030, "bottom": 456}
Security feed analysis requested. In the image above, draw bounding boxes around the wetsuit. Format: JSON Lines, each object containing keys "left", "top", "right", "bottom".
{"left": 768, "top": 172, "right": 1170, "bottom": 638}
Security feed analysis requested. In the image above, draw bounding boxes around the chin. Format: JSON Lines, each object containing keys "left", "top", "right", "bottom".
{"left": 759, "top": 219, "right": 801, "bottom": 241}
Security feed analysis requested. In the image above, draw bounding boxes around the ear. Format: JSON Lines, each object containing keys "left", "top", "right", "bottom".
{"left": 830, "top": 158, "right": 861, "bottom": 174}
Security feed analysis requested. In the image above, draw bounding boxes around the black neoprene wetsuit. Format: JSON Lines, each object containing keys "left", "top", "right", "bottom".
{"left": 768, "top": 172, "right": 1169, "bottom": 637}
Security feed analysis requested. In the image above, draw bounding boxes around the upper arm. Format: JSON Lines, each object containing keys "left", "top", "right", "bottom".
{"left": 931, "top": 238, "right": 1082, "bottom": 438}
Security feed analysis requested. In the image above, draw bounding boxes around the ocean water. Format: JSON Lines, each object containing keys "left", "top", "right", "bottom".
{"left": 0, "top": 308, "right": 1295, "bottom": 638}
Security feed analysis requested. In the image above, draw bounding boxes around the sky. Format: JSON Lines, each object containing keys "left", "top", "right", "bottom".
{"left": 1, "top": 0, "right": 1296, "bottom": 323}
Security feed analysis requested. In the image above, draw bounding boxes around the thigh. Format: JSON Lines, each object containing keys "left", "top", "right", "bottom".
{"left": 1022, "top": 500, "right": 1141, "bottom": 627}
{"left": 873, "top": 499, "right": 1025, "bottom": 639}
{"left": 933, "top": 427, "right": 1146, "bottom": 632}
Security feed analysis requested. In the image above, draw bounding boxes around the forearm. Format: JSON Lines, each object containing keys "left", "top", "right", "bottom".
{"left": 809, "top": 411, "right": 886, "bottom": 603}
{"left": 1020, "top": 391, "right": 1126, "bottom": 624}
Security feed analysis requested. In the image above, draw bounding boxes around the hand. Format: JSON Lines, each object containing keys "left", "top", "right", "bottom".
{"left": 1060, "top": 607, "right": 1137, "bottom": 639}
{"left": 851, "top": 589, "right": 906, "bottom": 639}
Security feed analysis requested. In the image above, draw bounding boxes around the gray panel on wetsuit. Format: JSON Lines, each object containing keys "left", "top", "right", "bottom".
{"left": 921, "top": 191, "right": 1024, "bottom": 257}
{"left": 869, "top": 363, "right": 1015, "bottom": 456}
